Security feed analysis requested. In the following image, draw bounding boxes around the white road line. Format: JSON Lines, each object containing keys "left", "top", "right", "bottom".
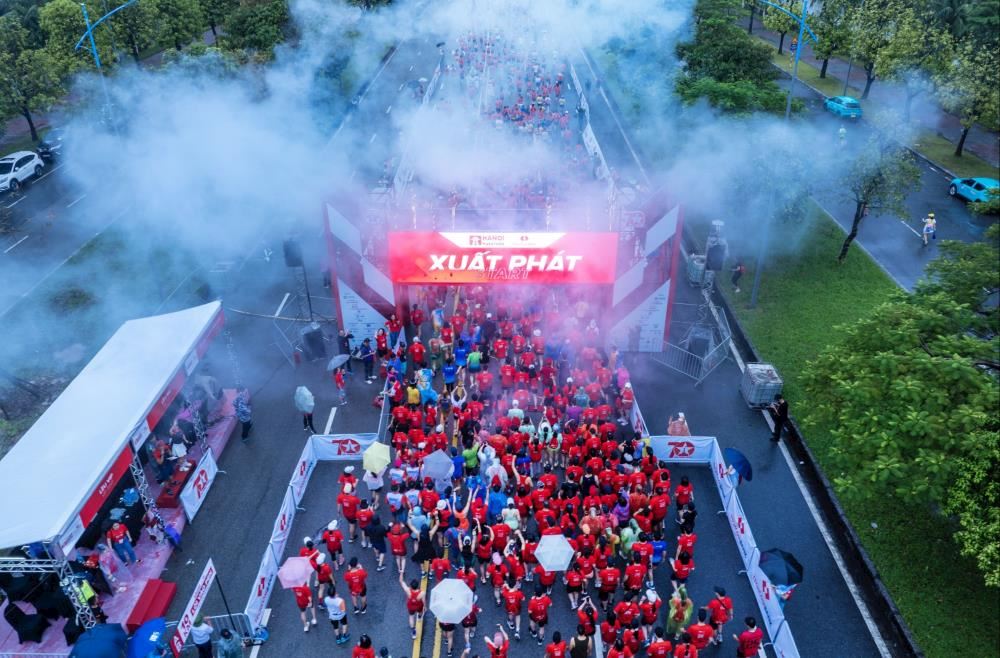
{"left": 369, "top": 133, "right": 378, "bottom": 143}
{"left": 67, "top": 193, "right": 87, "bottom": 208}
{"left": 899, "top": 220, "right": 922, "bottom": 238}
{"left": 274, "top": 292, "right": 290, "bottom": 317}
{"left": 771, "top": 422, "right": 893, "bottom": 657}
{"left": 409, "top": 65, "right": 414, "bottom": 71}
{"left": 812, "top": 198, "right": 907, "bottom": 291}
{"left": 3, "top": 195, "right": 26, "bottom": 209}
{"left": 399, "top": 82, "right": 405, "bottom": 91}
{"left": 36, "top": 162, "right": 65, "bottom": 181}
{"left": 349, "top": 169, "right": 357, "bottom": 181}
{"left": 324, "top": 407, "right": 338, "bottom": 434}
{"left": 327, "top": 46, "right": 398, "bottom": 147}
{"left": 385, "top": 105, "right": 392, "bottom": 114}
{"left": 4, "top": 235, "right": 29, "bottom": 253}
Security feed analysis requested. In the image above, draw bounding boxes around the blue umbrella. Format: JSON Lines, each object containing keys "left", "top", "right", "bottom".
{"left": 69, "top": 623, "right": 128, "bottom": 657}
{"left": 723, "top": 447, "right": 753, "bottom": 482}
{"left": 126, "top": 617, "right": 168, "bottom": 658}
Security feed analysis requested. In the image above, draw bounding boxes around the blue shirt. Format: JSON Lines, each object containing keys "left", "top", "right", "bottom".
{"left": 454, "top": 346, "right": 468, "bottom": 366}
{"left": 488, "top": 490, "right": 506, "bottom": 518}
{"left": 442, "top": 364, "right": 458, "bottom": 383}
{"left": 651, "top": 539, "right": 668, "bottom": 564}
{"left": 452, "top": 455, "right": 465, "bottom": 478}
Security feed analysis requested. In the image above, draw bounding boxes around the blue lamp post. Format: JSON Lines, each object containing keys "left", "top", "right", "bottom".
{"left": 73, "top": 0, "right": 138, "bottom": 132}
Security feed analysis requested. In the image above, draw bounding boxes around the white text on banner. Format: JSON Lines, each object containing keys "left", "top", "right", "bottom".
{"left": 170, "top": 559, "right": 216, "bottom": 656}
{"left": 310, "top": 433, "right": 379, "bottom": 460}
{"left": 180, "top": 449, "right": 219, "bottom": 522}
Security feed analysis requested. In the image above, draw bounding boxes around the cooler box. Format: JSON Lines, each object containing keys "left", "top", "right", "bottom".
{"left": 740, "top": 362, "right": 783, "bottom": 408}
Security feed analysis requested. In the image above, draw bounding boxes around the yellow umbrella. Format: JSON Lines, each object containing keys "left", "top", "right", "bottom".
{"left": 362, "top": 442, "right": 391, "bottom": 473}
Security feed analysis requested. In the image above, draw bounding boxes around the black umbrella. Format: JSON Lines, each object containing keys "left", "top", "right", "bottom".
{"left": 758, "top": 549, "right": 804, "bottom": 585}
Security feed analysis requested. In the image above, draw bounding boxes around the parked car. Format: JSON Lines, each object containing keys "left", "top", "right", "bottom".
{"left": 948, "top": 177, "right": 1000, "bottom": 203}
{"left": 0, "top": 151, "right": 45, "bottom": 193}
{"left": 37, "top": 128, "right": 67, "bottom": 161}
{"left": 824, "top": 96, "right": 863, "bottom": 119}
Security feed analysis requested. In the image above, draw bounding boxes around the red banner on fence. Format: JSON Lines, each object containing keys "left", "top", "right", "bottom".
{"left": 388, "top": 232, "right": 618, "bottom": 284}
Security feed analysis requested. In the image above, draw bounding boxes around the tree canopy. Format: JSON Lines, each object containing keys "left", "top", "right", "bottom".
{"left": 803, "top": 225, "right": 1000, "bottom": 586}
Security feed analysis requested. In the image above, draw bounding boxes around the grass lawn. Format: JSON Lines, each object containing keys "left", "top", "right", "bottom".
{"left": 1, "top": 129, "right": 49, "bottom": 159}
{"left": 717, "top": 205, "right": 1000, "bottom": 657}
{"left": 763, "top": 42, "right": 1000, "bottom": 180}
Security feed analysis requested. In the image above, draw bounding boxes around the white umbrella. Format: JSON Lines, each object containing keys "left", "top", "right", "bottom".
{"left": 534, "top": 534, "right": 575, "bottom": 572}
{"left": 294, "top": 386, "right": 315, "bottom": 413}
{"left": 429, "top": 578, "right": 474, "bottom": 624}
{"left": 421, "top": 449, "right": 454, "bottom": 481}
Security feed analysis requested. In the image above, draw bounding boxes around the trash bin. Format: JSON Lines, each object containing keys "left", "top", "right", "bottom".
{"left": 740, "top": 362, "right": 783, "bottom": 408}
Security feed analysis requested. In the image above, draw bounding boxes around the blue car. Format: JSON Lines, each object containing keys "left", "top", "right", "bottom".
{"left": 948, "top": 177, "right": 999, "bottom": 203}
{"left": 824, "top": 96, "right": 862, "bottom": 119}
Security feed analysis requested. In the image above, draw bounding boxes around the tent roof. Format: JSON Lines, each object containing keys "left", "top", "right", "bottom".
{"left": 0, "top": 302, "right": 222, "bottom": 549}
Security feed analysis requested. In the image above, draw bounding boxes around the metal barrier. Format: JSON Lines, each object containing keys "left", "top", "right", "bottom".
{"left": 164, "top": 611, "right": 255, "bottom": 651}
{"left": 657, "top": 297, "right": 733, "bottom": 385}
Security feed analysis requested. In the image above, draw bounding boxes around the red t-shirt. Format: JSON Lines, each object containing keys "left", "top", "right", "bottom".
{"left": 441, "top": 327, "right": 454, "bottom": 345}
{"left": 411, "top": 308, "right": 425, "bottom": 326}
{"left": 338, "top": 493, "right": 360, "bottom": 520}
{"left": 293, "top": 585, "right": 311, "bottom": 608}
{"left": 502, "top": 587, "right": 525, "bottom": 614}
{"left": 344, "top": 567, "right": 368, "bottom": 594}
{"left": 356, "top": 508, "right": 374, "bottom": 529}
{"left": 546, "top": 640, "right": 568, "bottom": 658}
{"left": 353, "top": 647, "right": 375, "bottom": 658}
{"left": 648, "top": 640, "right": 673, "bottom": 658}
{"left": 489, "top": 639, "right": 509, "bottom": 658}
{"left": 598, "top": 567, "right": 620, "bottom": 592}
{"left": 673, "top": 644, "right": 698, "bottom": 658}
{"left": 107, "top": 525, "right": 127, "bottom": 544}
{"left": 738, "top": 628, "right": 763, "bottom": 656}
{"left": 624, "top": 563, "right": 646, "bottom": 590}
{"left": 493, "top": 339, "right": 509, "bottom": 360}
{"left": 388, "top": 529, "right": 410, "bottom": 555}
{"left": 672, "top": 558, "right": 694, "bottom": 579}
{"left": 322, "top": 528, "right": 344, "bottom": 552}
{"left": 706, "top": 596, "right": 733, "bottom": 624}
{"left": 528, "top": 594, "right": 552, "bottom": 621}
{"left": 687, "top": 622, "right": 714, "bottom": 649}
{"left": 500, "top": 364, "right": 516, "bottom": 387}
{"left": 431, "top": 556, "right": 451, "bottom": 581}
{"left": 410, "top": 343, "right": 426, "bottom": 363}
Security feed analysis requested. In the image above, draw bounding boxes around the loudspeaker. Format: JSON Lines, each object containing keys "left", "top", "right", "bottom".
{"left": 706, "top": 243, "right": 726, "bottom": 271}
{"left": 283, "top": 239, "right": 304, "bottom": 267}
{"left": 300, "top": 325, "right": 327, "bottom": 361}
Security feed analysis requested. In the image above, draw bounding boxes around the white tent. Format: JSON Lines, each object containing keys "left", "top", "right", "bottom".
{"left": 0, "top": 301, "right": 224, "bottom": 551}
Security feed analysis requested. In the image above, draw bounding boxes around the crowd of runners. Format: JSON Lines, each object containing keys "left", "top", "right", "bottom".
{"left": 292, "top": 285, "right": 768, "bottom": 658}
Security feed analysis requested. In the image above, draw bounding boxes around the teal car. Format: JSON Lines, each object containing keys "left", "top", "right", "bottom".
{"left": 948, "top": 177, "right": 999, "bottom": 203}
{"left": 824, "top": 96, "right": 862, "bottom": 119}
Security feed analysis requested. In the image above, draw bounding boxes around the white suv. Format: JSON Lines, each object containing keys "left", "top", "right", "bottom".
{"left": 0, "top": 151, "right": 45, "bottom": 193}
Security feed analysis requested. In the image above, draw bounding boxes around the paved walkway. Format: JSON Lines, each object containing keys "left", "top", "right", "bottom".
{"left": 744, "top": 19, "right": 1000, "bottom": 167}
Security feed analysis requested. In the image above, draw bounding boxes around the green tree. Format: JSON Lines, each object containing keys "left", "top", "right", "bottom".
{"left": 969, "top": 190, "right": 1000, "bottom": 217}
{"left": 838, "top": 117, "right": 921, "bottom": 261}
{"left": 761, "top": 0, "right": 800, "bottom": 55}
{"left": 811, "top": 0, "right": 852, "bottom": 78}
{"left": 932, "top": 0, "right": 971, "bottom": 40}
{"left": 880, "top": 22, "right": 953, "bottom": 123}
{"left": 39, "top": 0, "right": 114, "bottom": 74}
{"left": 221, "top": 0, "right": 287, "bottom": 58}
{"left": 946, "top": 426, "right": 1000, "bottom": 587}
{"left": 847, "top": 0, "right": 923, "bottom": 99}
{"left": 154, "top": 0, "right": 205, "bottom": 51}
{"left": 965, "top": 0, "right": 1000, "bottom": 47}
{"left": 199, "top": 0, "right": 237, "bottom": 37}
{"left": 1, "top": 0, "right": 46, "bottom": 46}
{"left": 110, "top": 0, "right": 159, "bottom": 63}
{"left": 936, "top": 41, "right": 1000, "bottom": 157}
{"left": 0, "top": 15, "right": 64, "bottom": 140}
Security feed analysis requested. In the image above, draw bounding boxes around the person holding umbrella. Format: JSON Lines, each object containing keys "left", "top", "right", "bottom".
{"left": 295, "top": 386, "right": 317, "bottom": 433}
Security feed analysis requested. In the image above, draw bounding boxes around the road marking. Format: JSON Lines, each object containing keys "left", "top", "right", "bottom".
{"left": 409, "top": 65, "right": 414, "bottom": 71}
{"left": 274, "top": 292, "right": 290, "bottom": 317}
{"left": 386, "top": 105, "right": 392, "bottom": 114}
{"left": 324, "top": 406, "right": 337, "bottom": 434}
{"left": 399, "top": 82, "right": 405, "bottom": 91}
{"left": 35, "top": 162, "right": 64, "bottom": 181}
{"left": 67, "top": 193, "right": 87, "bottom": 208}
{"left": 327, "top": 46, "right": 398, "bottom": 147}
{"left": 899, "top": 220, "right": 921, "bottom": 238}
{"left": 4, "top": 235, "right": 29, "bottom": 253}
{"left": 771, "top": 425, "right": 893, "bottom": 657}
{"left": 3, "top": 195, "right": 25, "bottom": 209}
{"left": 349, "top": 169, "right": 357, "bottom": 181}
{"left": 370, "top": 133, "right": 378, "bottom": 143}
{"left": 412, "top": 572, "right": 429, "bottom": 657}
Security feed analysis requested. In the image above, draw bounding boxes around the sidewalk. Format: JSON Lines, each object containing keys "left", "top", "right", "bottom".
{"left": 744, "top": 19, "right": 1000, "bottom": 168}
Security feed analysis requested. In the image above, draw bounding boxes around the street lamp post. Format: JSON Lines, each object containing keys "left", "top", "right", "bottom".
{"left": 748, "top": 0, "right": 817, "bottom": 308}
{"left": 74, "top": 0, "right": 138, "bottom": 132}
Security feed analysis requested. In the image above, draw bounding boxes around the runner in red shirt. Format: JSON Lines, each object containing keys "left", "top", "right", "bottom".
{"left": 314, "top": 553, "right": 334, "bottom": 602}
{"left": 673, "top": 633, "right": 698, "bottom": 657}
{"left": 484, "top": 625, "right": 510, "bottom": 658}
{"left": 545, "top": 631, "right": 568, "bottom": 658}
{"left": 674, "top": 476, "right": 694, "bottom": 508}
{"left": 671, "top": 552, "right": 695, "bottom": 589}
{"left": 322, "top": 520, "right": 345, "bottom": 569}
{"left": 399, "top": 575, "right": 425, "bottom": 639}
{"left": 734, "top": 617, "right": 764, "bottom": 657}
{"left": 501, "top": 578, "right": 525, "bottom": 640}
{"left": 703, "top": 586, "right": 734, "bottom": 645}
{"left": 528, "top": 585, "right": 553, "bottom": 645}
{"left": 343, "top": 557, "right": 368, "bottom": 614}
{"left": 597, "top": 565, "right": 621, "bottom": 610}
{"left": 356, "top": 501, "right": 374, "bottom": 548}
{"left": 431, "top": 554, "right": 451, "bottom": 581}
{"left": 387, "top": 523, "right": 411, "bottom": 574}
{"left": 493, "top": 337, "right": 509, "bottom": 361}
{"left": 647, "top": 627, "right": 673, "bottom": 658}
{"left": 292, "top": 584, "right": 317, "bottom": 631}
{"left": 409, "top": 338, "right": 426, "bottom": 368}
{"left": 500, "top": 361, "right": 516, "bottom": 391}
{"left": 686, "top": 609, "right": 715, "bottom": 650}
{"left": 352, "top": 634, "right": 376, "bottom": 658}
{"left": 410, "top": 304, "right": 425, "bottom": 331}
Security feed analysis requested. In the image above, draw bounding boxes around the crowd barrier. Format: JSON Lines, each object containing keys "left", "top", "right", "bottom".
{"left": 243, "top": 433, "right": 378, "bottom": 631}
{"left": 649, "top": 435, "right": 800, "bottom": 658}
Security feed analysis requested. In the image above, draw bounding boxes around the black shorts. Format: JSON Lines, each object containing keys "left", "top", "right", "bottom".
{"left": 329, "top": 618, "right": 346, "bottom": 629}
{"left": 566, "top": 584, "right": 582, "bottom": 593}
{"left": 598, "top": 589, "right": 613, "bottom": 601}
{"left": 439, "top": 622, "right": 456, "bottom": 632}
{"left": 352, "top": 586, "right": 367, "bottom": 597}
{"left": 462, "top": 618, "right": 477, "bottom": 629}
{"left": 531, "top": 616, "right": 548, "bottom": 627}
{"left": 477, "top": 555, "right": 491, "bottom": 566}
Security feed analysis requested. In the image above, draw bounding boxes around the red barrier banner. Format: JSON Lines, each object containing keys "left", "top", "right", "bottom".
{"left": 388, "top": 232, "right": 618, "bottom": 284}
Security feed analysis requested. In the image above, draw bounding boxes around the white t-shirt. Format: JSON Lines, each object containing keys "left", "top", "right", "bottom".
{"left": 325, "top": 596, "right": 347, "bottom": 620}
{"left": 190, "top": 623, "right": 213, "bottom": 644}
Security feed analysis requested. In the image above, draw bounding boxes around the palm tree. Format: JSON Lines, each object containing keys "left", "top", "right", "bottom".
{"left": 932, "top": 0, "right": 970, "bottom": 39}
